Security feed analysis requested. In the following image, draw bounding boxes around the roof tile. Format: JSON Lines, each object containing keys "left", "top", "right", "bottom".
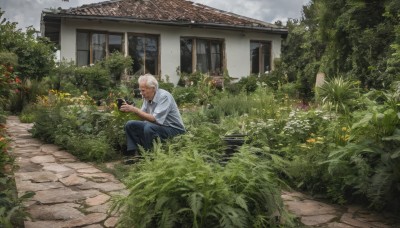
{"left": 56, "top": 0, "right": 283, "bottom": 30}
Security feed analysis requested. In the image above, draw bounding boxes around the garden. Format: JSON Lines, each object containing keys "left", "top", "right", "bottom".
{"left": 1, "top": 1, "right": 400, "bottom": 227}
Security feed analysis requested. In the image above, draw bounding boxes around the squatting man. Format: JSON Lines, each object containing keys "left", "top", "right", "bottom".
{"left": 119, "top": 74, "right": 185, "bottom": 161}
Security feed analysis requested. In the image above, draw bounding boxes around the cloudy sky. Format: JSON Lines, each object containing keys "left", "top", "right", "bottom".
{"left": 0, "top": 0, "right": 309, "bottom": 31}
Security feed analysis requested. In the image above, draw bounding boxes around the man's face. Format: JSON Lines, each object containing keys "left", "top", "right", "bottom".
{"left": 139, "top": 81, "right": 156, "bottom": 100}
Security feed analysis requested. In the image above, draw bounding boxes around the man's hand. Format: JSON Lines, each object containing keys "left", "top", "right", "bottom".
{"left": 121, "top": 104, "right": 156, "bottom": 123}
{"left": 120, "top": 104, "right": 138, "bottom": 113}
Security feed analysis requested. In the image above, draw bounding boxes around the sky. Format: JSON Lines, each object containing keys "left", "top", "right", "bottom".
{"left": 0, "top": 0, "right": 310, "bottom": 32}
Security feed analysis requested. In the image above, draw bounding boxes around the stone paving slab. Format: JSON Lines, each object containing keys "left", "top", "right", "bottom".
{"left": 6, "top": 116, "right": 400, "bottom": 227}
{"left": 6, "top": 116, "right": 125, "bottom": 227}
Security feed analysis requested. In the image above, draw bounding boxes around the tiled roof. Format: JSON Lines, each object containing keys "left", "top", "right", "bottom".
{"left": 51, "top": 0, "right": 286, "bottom": 32}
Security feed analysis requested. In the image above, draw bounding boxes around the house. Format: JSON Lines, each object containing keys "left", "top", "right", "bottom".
{"left": 41, "top": 0, "right": 288, "bottom": 84}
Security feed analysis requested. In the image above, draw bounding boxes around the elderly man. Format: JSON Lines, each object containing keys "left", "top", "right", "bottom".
{"left": 120, "top": 74, "right": 185, "bottom": 162}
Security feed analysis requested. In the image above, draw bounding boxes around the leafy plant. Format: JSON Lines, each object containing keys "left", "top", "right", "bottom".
{"left": 112, "top": 143, "right": 291, "bottom": 228}
{"left": 316, "top": 76, "right": 360, "bottom": 114}
{"left": 101, "top": 51, "right": 133, "bottom": 82}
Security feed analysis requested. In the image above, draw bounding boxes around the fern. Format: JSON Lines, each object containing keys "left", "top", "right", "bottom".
{"left": 111, "top": 141, "right": 291, "bottom": 227}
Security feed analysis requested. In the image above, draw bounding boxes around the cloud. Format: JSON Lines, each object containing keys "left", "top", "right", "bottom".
{"left": 0, "top": 0, "right": 309, "bottom": 31}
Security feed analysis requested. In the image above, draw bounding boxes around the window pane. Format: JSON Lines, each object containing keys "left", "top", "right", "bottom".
{"left": 128, "top": 35, "right": 145, "bottom": 76}
{"left": 262, "top": 42, "right": 271, "bottom": 73}
{"left": 250, "top": 42, "right": 260, "bottom": 74}
{"left": 92, "top": 33, "right": 106, "bottom": 63}
{"left": 77, "top": 51, "right": 89, "bottom": 66}
{"left": 196, "top": 39, "right": 209, "bottom": 73}
{"left": 210, "top": 41, "right": 221, "bottom": 75}
{"left": 180, "top": 38, "right": 192, "bottom": 74}
{"left": 77, "top": 32, "right": 89, "bottom": 50}
{"left": 77, "top": 32, "right": 89, "bottom": 66}
{"left": 250, "top": 41, "right": 271, "bottom": 74}
{"left": 145, "top": 36, "right": 158, "bottom": 75}
{"left": 109, "top": 34, "right": 123, "bottom": 54}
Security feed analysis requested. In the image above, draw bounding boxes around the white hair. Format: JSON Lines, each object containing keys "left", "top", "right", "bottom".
{"left": 138, "top": 73, "right": 158, "bottom": 90}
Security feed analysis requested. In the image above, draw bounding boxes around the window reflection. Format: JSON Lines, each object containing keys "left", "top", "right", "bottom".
{"left": 128, "top": 34, "right": 159, "bottom": 76}
{"left": 180, "top": 37, "right": 223, "bottom": 76}
{"left": 76, "top": 31, "right": 124, "bottom": 66}
{"left": 250, "top": 41, "right": 271, "bottom": 74}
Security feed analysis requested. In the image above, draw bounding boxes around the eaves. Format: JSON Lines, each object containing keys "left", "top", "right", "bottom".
{"left": 43, "top": 13, "right": 288, "bottom": 35}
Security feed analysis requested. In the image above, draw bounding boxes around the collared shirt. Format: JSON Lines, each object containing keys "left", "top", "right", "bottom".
{"left": 141, "top": 89, "right": 185, "bottom": 131}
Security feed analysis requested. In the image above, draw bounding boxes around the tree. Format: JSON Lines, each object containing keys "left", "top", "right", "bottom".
{"left": 277, "top": 0, "right": 400, "bottom": 101}
{"left": 0, "top": 10, "right": 56, "bottom": 80}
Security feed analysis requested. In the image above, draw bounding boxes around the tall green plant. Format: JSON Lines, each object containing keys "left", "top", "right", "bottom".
{"left": 101, "top": 51, "right": 133, "bottom": 82}
{"left": 325, "top": 88, "right": 400, "bottom": 210}
{"left": 316, "top": 76, "right": 360, "bottom": 114}
{"left": 112, "top": 144, "right": 291, "bottom": 227}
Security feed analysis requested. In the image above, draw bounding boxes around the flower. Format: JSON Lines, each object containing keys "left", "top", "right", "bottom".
{"left": 306, "top": 138, "right": 316, "bottom": 143}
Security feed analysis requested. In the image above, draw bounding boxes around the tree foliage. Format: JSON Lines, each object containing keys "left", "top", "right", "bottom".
{"left": 0, "top": 9, "right": 56, "bottom": 80}
{"left": 280, "top": 0, "right": 400, "bottom": 100}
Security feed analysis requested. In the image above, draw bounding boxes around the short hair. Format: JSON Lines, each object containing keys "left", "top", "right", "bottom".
{"left": 138, "top": 73, "right": 158, "bottom": 90}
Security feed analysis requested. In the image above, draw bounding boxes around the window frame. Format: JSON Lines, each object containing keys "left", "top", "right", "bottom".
{"left": 127, "top": 32, "right": 160, "bottom": 77}
{"left": 76, "top": 30, "right": 124, "bottom": 66}
{"left": 250, "top": 40, "right": 272, "bottom": 75}
{"left": 180, "top": 37, "right": 225, "bottom": 76}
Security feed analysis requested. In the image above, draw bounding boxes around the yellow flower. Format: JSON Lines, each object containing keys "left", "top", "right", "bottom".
{"left": 306, "top": 138, "right": 316, "bottom": 143}
{"left": 342, "top": 127, "right": 347, "bottom": 131}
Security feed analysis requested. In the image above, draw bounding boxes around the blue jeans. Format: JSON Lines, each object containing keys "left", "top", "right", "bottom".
{"left": 124, "top": 120, "right": 185, "bottom": 151}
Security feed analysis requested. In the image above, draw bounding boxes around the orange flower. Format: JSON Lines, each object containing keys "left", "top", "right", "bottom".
{"left": 306, "top": 138, "right": 316, "bottom": 143}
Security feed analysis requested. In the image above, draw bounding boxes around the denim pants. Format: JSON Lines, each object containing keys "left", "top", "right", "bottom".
{"left": 124, "top": 120, "right": 185, "bottom": 151}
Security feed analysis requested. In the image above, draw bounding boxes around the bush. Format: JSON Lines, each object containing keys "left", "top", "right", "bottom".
{"left": 172, "top": 86, "right": 198, "bottom": 106}
{"left": 101, "top": 51, "right": 133, "bottom": 82}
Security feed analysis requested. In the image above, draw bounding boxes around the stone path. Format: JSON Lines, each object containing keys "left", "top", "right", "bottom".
{"left": 6, "top": 116, "right": 127, "bottom": 228}
{"left": 5, "top": 116, "right": 400, "bottom": 227}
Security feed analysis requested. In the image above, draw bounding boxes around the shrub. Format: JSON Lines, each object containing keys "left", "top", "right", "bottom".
{"left": 101, "top": 51, "right": 133, "bottom": 82}
{"left": 316, "top": 76, "right": 360, "bottom": 114}
{"left": 172, "top": 86, "right": 198, "bottom": 106}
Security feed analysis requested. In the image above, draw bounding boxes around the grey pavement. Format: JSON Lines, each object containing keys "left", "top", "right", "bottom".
{"left": 6, "top": 116, "right": 400, "bottom": 228}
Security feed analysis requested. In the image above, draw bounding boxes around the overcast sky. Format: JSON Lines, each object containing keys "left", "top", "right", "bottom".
{"left": 0, "top": 0, "right": 309, "bottom": 31}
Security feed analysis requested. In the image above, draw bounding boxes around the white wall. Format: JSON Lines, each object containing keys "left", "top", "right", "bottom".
{"left": 59, "top": 19, "right": 283, "bottom": 84}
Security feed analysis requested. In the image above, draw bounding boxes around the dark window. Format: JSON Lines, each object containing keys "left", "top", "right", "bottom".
{"left": 92, "top": 33, "right": 106, "bottom": 63}
{"left": 77, "top": 32, "right": 90, "bottom": 66}
{"left": 109, "top": 34, "right": 123, "bottom": 54}
{"left": 180, "top": 38, "right": 193, "bottom": 74}
{"left": 250, "top": 41, "right": 271, "bottom": 74}
{"left": 180, "top": 37, "right": 223, "bottom": 76}
{"left": 128, "top": 34, "right": 159, "bottom": 76}
{"left": 76, "top": 31, "right": 124, "bottom": 66}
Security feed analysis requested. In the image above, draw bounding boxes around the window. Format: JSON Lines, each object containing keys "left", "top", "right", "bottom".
{"left": 250, "top": 40, "right": 271, "bottom": 74}
{"left": 180, "top": 37, "right": 224, "bottom": 75}
{"left": 108, "top": 34, "right": 124, "bottom": 54}
{"left": 76, "top": 31, "right": 124, "bottom": 66}
{"left": 128, "top": 34, "right": 159, "bottom": 76}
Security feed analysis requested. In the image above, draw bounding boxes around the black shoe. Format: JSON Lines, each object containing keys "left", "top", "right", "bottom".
{"left": 123, "top": 155, "right": 143, "bottom": 165}
{"left": 124, "top": 149, "right": 139, "bottom": 156}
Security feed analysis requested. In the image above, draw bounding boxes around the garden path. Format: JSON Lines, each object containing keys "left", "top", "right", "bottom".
{"left": 6, "top": 116, "right": 400, "bottom": 228}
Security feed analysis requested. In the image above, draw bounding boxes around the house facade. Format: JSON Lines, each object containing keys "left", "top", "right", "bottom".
{"left": 41, "top": 0, "right": 288, "bottom": 84}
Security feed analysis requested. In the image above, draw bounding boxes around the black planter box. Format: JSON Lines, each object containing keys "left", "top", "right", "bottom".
{"left": 221, "top": 134, "right": 247, "bottom": 164}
